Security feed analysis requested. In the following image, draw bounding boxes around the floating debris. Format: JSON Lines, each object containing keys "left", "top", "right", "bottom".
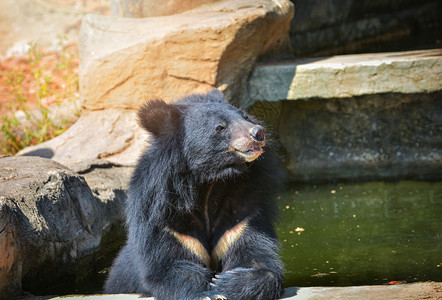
{"left": 387, "top": 281, "right": 405, "bottom": 285}
{"left": 311, "top": 272, "right": 328, "bottom": 277}
{"left": 295, "top": 227, "right": 305, "bottom": 235}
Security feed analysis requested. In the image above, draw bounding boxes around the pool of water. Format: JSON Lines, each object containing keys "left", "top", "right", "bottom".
{"left": 277, "top": 181, "right": 442, "bottom": 287}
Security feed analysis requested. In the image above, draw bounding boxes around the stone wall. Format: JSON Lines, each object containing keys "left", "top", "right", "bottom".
{"left": 289, "top": 0, "right": 441, "bottom": 56}
{"left": 246, "top": 49, "right": 442, "bottom": 182}
{"left": 263, "top": 92, "right": 441, "bottom": 182}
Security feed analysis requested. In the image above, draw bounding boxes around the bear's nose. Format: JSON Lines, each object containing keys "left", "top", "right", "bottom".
{"left": 250, "top": 125, "right": 266, "bottom": 142}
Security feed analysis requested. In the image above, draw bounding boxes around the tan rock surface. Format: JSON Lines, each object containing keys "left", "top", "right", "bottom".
{"left": 79, "top": 0, "right": 294, "bottom": 110}
{"left": 18, "top": 109, "right": 148, "bottom": 166}
{"left": 110, "top": 0, "right": 215, "bottom": 18}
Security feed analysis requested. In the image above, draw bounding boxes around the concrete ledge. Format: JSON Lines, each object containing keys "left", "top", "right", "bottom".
{"left": 242, "top": 49, "right": 442, "bottom": 108}
{"left": 283, "top": 282, "right": 442, "bottom": 299}
{"left": 16, "top": 282, "right": 442, "bottom": 300}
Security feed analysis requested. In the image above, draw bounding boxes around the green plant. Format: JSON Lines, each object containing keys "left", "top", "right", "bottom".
{"left": 56, "top": 35, "right": 80, "bottom": 104}
{"left": 1, "top": 114, "right": 21, "bottom": 152}
{"left": 5, "top": 69, "right": 26, "bottom": 104}
{"left": 1, "top": 41, "right": 79, "bottom": 155}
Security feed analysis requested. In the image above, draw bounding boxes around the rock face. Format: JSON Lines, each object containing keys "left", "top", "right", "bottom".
{"left": 289, "top": 0, "right": 441, "bottom": 56}
{"left": 0, "top": 156, "right": 131, "bottom": 298}
{"left": 251, "top": 92, "right": 442, "bottom": 182}
{"left": 79, "top": 0, "right": 294, "bottom": 110}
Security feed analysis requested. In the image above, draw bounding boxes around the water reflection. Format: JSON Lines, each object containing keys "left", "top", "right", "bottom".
{"left": 277, "top": 181, "right": 442, "bottom": 287}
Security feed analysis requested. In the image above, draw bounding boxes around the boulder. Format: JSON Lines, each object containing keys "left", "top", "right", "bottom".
{"left": 79, "top": 0, "right": 294, "bottom": 110}
{"left": 18, "top": 109, "right": 148, "bottom": 166}
{"left": 0, "top": 156, "right": 132, "bottom": 298}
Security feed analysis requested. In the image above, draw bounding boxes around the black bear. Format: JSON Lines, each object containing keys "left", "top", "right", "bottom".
{"left": 104, "top": 89, "right": 284, "bottom": 300}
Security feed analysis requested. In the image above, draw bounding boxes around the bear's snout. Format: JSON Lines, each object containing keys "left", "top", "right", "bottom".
{"left": 231, "top": 124, "right": 266, "bottom": 162}
{"left": 250, "top": 125, "right": 266, "bottom": 142}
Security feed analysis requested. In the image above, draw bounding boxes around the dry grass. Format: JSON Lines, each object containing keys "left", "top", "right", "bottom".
{"left": 0, "top": 37, "right": 80, "bottom": 154}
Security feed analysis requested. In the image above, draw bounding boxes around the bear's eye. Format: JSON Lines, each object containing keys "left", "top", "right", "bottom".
{"left": 215, "top": 123, "right": 227, "bottom": 132}
{"left": 243, "top": 114, "right": 250, "bottom": 121}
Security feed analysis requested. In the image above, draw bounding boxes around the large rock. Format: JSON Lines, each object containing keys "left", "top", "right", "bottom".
{"left": 0, "top": 156, "right": 131, "bottom": 298}
{"left": 79, "top": 0, "right": 294, "bottom": 110}
{"left": 18, "top": 109, "right": 148, "bottom": 166}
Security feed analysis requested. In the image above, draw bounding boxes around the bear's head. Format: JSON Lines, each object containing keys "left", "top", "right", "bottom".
{"left": 138, "top": 89, "right": 267, "bottom": 181}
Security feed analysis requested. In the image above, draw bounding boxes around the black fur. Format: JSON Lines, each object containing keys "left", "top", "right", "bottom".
{"left": 105, "top": 90, "right": 285, "bottom": 300}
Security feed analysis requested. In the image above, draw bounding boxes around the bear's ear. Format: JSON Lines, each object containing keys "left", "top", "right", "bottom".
{"left": 137, "top": 99, "right": 181, "bottom": 136}
{"left": 205, "top": 89, "right": 226, "bottom": 103}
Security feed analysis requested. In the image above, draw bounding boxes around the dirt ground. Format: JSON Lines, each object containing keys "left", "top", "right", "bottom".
{"left": 0, "top": 44, "right": 79, "bottom": 112}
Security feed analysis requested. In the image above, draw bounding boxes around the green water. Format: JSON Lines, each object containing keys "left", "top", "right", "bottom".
{"left": 277, "top": 181, "right": 442, "bottom": 287}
